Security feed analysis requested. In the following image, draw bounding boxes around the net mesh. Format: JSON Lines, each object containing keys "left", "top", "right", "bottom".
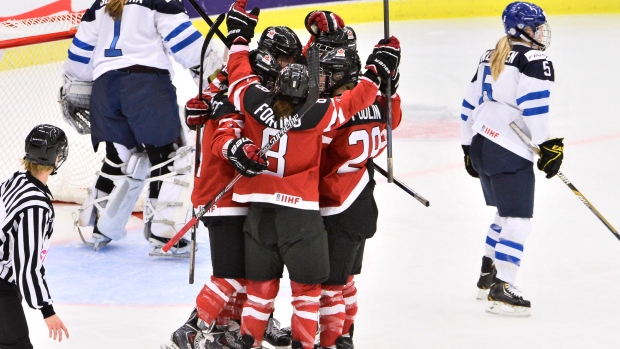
{"left": 0, "top": 13, "right": 104, "bottom": 204}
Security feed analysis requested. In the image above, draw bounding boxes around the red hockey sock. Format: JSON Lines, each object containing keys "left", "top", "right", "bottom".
{"left": 291, "top": 281, "right": 321, "bottom": 349}
{"left": 342, "top": 276, "right": 357, "bottom": 336}
{"left": 241, "top": 279, "right": 279, "bottom": 347}
{"left": 196, "top": 276, "right": 245, "bottom": 325}
{"left": 319, "top": 284, "right": 345, "bottom": 348}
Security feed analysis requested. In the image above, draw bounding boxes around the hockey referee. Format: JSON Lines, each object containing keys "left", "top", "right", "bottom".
{"left": 0, "top": 124, "right": 70, "bottom": 347}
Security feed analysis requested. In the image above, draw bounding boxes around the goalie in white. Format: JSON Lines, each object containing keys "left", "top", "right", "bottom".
{"left": 60, "top": 0, "right": 222, "bottom": 255}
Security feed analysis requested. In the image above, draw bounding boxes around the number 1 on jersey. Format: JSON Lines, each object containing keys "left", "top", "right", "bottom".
{"left": 105, "top": 19, "right": 123, "bottom": 57}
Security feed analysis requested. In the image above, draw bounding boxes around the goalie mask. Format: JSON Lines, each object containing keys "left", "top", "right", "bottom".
{"left": 24, "top": 124, "right": 69, "bottom": 174}
{"left": 59, "top": 79, "right": 92, "bottom": 135}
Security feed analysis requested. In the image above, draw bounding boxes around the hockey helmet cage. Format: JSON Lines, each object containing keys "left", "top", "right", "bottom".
{"left": 312, "top": 27, "right": 358, "bottom": 54}
{"left": 24, "top": 124, "right": 69, "bottom": 174}
{"left": 319, "top": 47, "right": 361, "bottom": 96}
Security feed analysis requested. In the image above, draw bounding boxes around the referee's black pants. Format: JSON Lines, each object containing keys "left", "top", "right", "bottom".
{"left": 0, "top": 279, "right": 33, "bottom": 349}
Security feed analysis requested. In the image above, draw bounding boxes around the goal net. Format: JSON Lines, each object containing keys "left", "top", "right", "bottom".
{"left": 0, "top": 13, "right": 105, "bottom": 204}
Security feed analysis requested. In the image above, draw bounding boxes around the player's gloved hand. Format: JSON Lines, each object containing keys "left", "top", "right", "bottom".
{"left": 226, "top": 0, "right": 260, "bottom": 46}
{"left": 305, "top": 10, "right": 345, "bottom": 35}
{"left": 184, "top": 95, "right": 211, "bottom": 131}
{"left": 537, "top": 138, "right": 564, "bottom": 179}
{"left": 380, "top": 66, "right": 400, "bottom": 95}
{"left": 363, "top": 36, "right": 401, "bottom": 85}
{"left": 226, "top": 137, "right": 268, "bottom": 177}
{"left": 462, "top": 145, "right": 479, "bottom": 178}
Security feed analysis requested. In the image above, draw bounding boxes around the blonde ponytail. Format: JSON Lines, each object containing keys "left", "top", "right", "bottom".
{"left": 106, "top": 0, "right": 126, "bottom": 20}
{"left": 489, "top": 35, "right": 512, "bottom": 80}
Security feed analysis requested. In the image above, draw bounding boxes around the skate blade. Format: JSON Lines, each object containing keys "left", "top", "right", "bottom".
{"left": 159, "top": 343, "right": 178, "bottom": 349}
{"left": 76, "top": 225, "right": 110, "bottom": 251}
{"left": 476, "top": 288, "right": 489, "bottom": 300}
{"left": 149, "top": 248, "right": 190, "bottom": 259}
{"left": 486, "top": 301, "right": 531, "bottom": 317}
{"left": 261, "top": 342, "right": 291, "bottom": 349}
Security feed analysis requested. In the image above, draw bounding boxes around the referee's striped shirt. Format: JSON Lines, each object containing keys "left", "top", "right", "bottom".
{"left": 0, "top": 171, "right": 56, "bottom": 318}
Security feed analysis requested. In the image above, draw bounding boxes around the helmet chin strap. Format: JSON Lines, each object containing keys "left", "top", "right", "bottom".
{"left": 516, "top": 28, "right": 547, "bottom": 51}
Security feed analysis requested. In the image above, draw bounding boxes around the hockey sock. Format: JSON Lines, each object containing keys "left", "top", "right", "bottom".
{"left": 291, "top": 281, "right": 321, "bottom": 349}
{"left": 494, "top": 217, "right": 531, "bottom": 285}
{"left": 196, "top": 276, "right": 245, "bottom": 325}
{"left": 319, "top": 284, "right": 345, "bottom": 348}
{"left": 342, "top": 276, "right": 357, "bottom": 336}
{"left": 484, "top": 212, "right": 502, "bottom": 260}
{"left": 215, "top": 292, "right": 236, "bottom": 327}
{"left": 242, "top": 279, "right": 280, "bottom": 347}
{"left": 232, "top": 287, "right": 247, "bottom": 321}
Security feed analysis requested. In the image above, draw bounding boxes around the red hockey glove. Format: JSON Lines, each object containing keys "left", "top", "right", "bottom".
{"left": 184, "top": 95, "right": 210, "bottom": 131}
{"left": 226, "top": 0, "right": 260, "bottom": 46}
{"left": 305, "top": 10, "right": 345, "bottom": 36}
{"left": 226, "top": 137, "right": 268, "bottom": 177}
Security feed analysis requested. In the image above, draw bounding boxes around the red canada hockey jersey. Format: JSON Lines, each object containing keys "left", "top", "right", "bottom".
{"left": 319, "top": 95, "right": 402, "bottom": 215}
{"left": 224, "top": 44, "right": 379, "bottom": 210}
{"left": 191, "top": 74, "right": 249, "bottom": 216}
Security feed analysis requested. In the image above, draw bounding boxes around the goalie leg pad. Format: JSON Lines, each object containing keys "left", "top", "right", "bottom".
{"left": 144, "top": 145, "right": 194, "bottom": 241}
{"left": 77, "top": 185, "right": 108, "bottom": 227}
{"left": 95, "top": 148, "right": 151, "bottom": 241}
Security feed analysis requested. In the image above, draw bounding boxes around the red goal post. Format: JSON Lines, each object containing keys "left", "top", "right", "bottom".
{"left": 0, "top": 12, "right": 104, "bottom": 204}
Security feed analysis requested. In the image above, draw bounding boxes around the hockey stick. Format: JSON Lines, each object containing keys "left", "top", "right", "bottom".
{"left": 188, "top": 13, "right": 226, "bottom": 283}
{"left": 162, "top": 45, "right": 322, "bottom": 253}
{"left": 509, "top": 122, "right": 619, "bottom": 240}
{"left": 374, "top": 163, "right": 430, "bottom": 207}
{"left": 186, "top": 0, "right": 230, "bottom": 48}
{"left": 383, "top": 0, "right": 394, "bottom": 183}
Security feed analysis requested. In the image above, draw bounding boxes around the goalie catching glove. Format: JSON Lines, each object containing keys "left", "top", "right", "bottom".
{"left": 305, "top": 10, "right": 345, "bottom": 35}
{"left": 184, "top": 95, "right": 211, "bottom": 131}
{"left": 226, "top": 0, "right": 260, "bottom": 46}
{"left": 537, "top": 138, "right": 564, "bottom": 179}
{"left": 226, "top": 137, "right": 268, "bottom": 177}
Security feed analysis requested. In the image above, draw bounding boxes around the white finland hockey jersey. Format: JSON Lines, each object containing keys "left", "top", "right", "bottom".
{"left": 63, "top": 0, "right": 209, "bottom": 81}
{"left": 460, "top": 42, "right": 555, "bottom": 162}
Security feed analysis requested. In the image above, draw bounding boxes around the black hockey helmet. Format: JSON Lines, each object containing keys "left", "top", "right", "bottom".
{"left": 249, "top": 49, "right": 281, "bottom": 91}
{"left": 274, "top": 63, "right": 310, "bottom": 104}
{"left": 258, "top": 26, "right": 303, "bottom": 60}
{"left": 319, "top": 47, "right": 361, "bottom": 96}
{"left": 24, "top": 124, "right": 69, "bottom": 174}
{"left": 312, "top": 26, "right": 357, "bottom": 54}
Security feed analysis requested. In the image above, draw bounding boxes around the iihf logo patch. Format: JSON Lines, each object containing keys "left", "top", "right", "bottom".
{"left": 276, "top": 194, "right": 281, "bottom": 201}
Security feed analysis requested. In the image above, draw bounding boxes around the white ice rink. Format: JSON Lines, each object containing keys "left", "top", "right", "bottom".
{"left": 23, "top": 13, "right": 620, "bottom": 348}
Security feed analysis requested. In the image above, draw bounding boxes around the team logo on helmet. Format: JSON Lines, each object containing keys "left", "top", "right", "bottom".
{"left": 346, "top": 29, "right": 354, "bottom": 39}
{"left": 336, "top": 48, "right": 346, "bottom": 57}
{"left": 262, "top": 54, "right": 272, "bottom": 64}
{"left": 267, "top": 29, "right": 276, "bottom": 39}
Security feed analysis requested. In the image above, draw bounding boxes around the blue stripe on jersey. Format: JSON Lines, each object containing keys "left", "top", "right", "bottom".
{"left": 170, "top": 31, "right": 202, "bottom": 53}
{"left": 67, "top": 50, "right": 90, "bottom": 64}
{"left": 71, "top": 37, "right": 95, "bottom": 51}
{"left": 523, "top": 105, "right": 549, "bottom": 116}
{"left": 461, "top": 114, "right": 468, "bottom": 121}
{"left": 516, "top": 90, "right": 550, "bottom": 105}
{"left": 495, "top": 251, "right": 521, "bottom": 266}
{"left": 462, "top": 99, "right": 475, "bottom": 110}
{"left": 490, "top": 223, "right": 502, "bottom": 233}
{"left": 163, "top": 21, "right": 192, "bottom": 42}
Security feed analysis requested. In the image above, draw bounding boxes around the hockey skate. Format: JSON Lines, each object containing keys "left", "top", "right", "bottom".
{"left": 161, "top": 308, "right": 209, "bottom": 349}
{"left": 262, "top": 315, "right": 292, "bottom": 348}
{"left": 476, "top": 256, "right": 498, "bottom": 300}
{"left": 148, "top": 233, "right": 192, "bottom": 259}
{"left": 486, "top": 281, "right": 531, "bottom": 317}
{"left": 206, "top": 319, "right": 245, "bottom": 349}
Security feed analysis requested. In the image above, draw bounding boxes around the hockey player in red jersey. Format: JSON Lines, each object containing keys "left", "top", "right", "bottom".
{"left": 221, "top": 1, "right": 400, "bottom": 348}
{"left": 316, "top": 47, "right": 402, "bottom": 349}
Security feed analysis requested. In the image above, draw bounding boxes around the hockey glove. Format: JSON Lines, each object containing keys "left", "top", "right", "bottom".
{"left": 305, "top": 10, "right": 345, "bottom": 36}
{"left": 537, "top": 138, "right": 564, "bottom": 179}
{"left": 364, "top": 36, "right": 401, "bottom": 85}
{"left": 380, "top": 66, "right": 400, "bottom": 96}
{"left": 462, "top": 145, "right": 479, "bottom": 178}
{"left": 226, "top": 0, "right": 260, "bottom": 46}
{"left": 226, "top": 137, "right": 268, "bottom": 177}
{"left": 184, "top": 95, "right": 211, "bottom": 131}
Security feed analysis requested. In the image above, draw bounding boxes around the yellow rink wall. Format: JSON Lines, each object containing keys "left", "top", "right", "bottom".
{"left": 192, "top": 0, "right": 620, "bottom": 35}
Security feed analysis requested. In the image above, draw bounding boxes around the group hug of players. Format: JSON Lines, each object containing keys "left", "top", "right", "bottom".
{"left": 164, "top": 0, "right": 402, "bottom": 348}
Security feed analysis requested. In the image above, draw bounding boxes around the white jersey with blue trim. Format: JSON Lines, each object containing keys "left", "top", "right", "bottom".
{"left": 63, "top": 0, "right": 208, "bottom": 81}
{"left": 460, "top": 42, "right": 555, "bottom": 161}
